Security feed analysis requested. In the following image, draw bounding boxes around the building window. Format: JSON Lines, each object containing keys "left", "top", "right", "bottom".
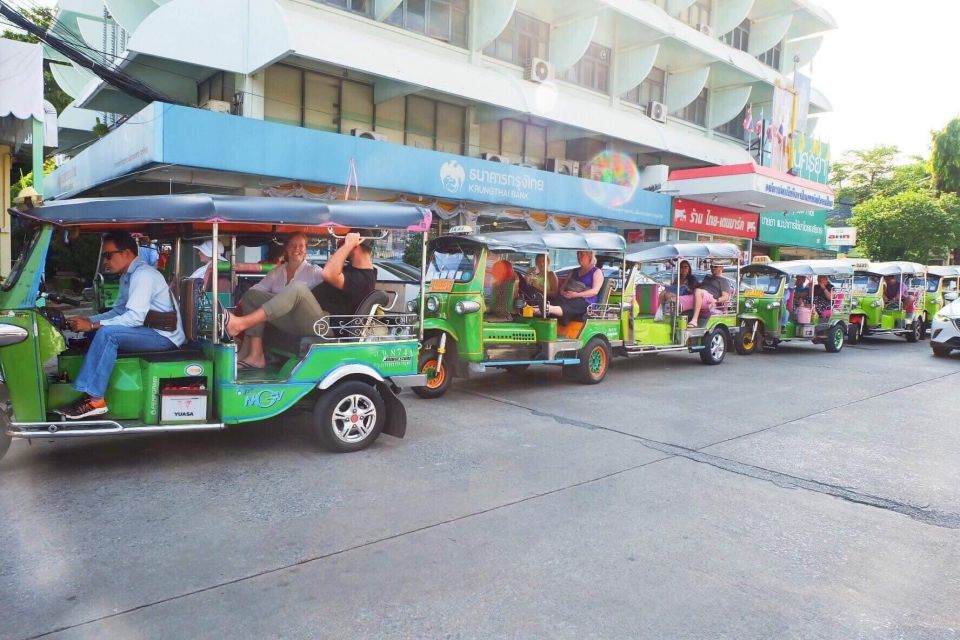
{"left": 757, "top": 40, "right": 782, "bottom": 69}
{"left": 672, "top": 88, "right": 708, "bottom": 127}
{"left": 197, "top": 71, "right": 236, "bottom": 106}
{"left": 319, "top": 0, "right": 372, "bottom": 15}
{"left": 721, "top": 18, "right": 749, "bottom": 52}
{"left": 385, "top": 0, "right": 468, "bottom": 47}
{"left": 483, "top": 12, "right": 549, "bottom": 65}
{"left": 478, "top": 118, "right": 548, "bottom": 167}
{"left": 715, "top": 106, "right": 748, "bottom": 141}
{"left": 562, "top": 42, "right": 611, "bottom": 94}
{"left": 403, "top": 95, "right": 466, "bottom": 153}
{"left": 623, "top": 66, "right": 665, "bottom": 106}
{"left": 678, "top": 0, "right": 711, "bottom": 29}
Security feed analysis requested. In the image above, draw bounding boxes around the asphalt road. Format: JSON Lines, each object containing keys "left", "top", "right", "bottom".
{"left": 1, "top": 338, "right": 958, "bottom": 639}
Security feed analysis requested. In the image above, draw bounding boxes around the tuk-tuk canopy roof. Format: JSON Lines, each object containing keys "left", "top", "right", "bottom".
{"left": 625, "top": 242, "right": 741, "bottom": 263}
{"left": 436, "top": 230, "right": 626, "bottom": 253}
{"left": 747, "top": 259, "right": 854, "bottom": 278}
{"left": 11, "top": 194, "right": 432, "bottom": 232}
{"left": 928, "top": 265, "right": 960, "bottom": 278}
{"left": 862, "top": 261, "right": 927, "bottom": 276}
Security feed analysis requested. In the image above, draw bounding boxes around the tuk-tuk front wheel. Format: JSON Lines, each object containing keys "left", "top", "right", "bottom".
{"left": 905, "top": 319, "right": 922, "bottom": 343}
{"left": 735, "top": 321, "right": 760, "bottom": 355}
{"left": 847, "top": 321, "right": 862, "bottom": 345}
{"left": 576, "top": 337, "right": 611, "bottom": 384}
{"left": 313, "top": 380, "right": 385, "bottom": 453}
{"left": 700, "top": 328, "right": 727, "bottom": 365}
{"left": 825, "top": 322, "right": 845, "bottom": 353}
{"left": 412, "top": 351, "right": 451, "bottom": 399}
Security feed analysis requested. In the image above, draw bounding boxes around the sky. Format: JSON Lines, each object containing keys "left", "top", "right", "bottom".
{"left": 813, "top": 0, "right": 960, "bottom": 162}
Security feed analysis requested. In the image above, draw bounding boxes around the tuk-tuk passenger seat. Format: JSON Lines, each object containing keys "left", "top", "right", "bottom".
{"left": 635, "top": 283, "right": 661, "bottom": 317}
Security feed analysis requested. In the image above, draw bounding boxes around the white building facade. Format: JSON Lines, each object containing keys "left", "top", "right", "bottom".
{"left": 45, "top": 0, "right": 836, "bottom": 253}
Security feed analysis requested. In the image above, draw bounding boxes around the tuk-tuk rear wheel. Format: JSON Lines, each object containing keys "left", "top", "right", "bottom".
{"left": 576, "top": 337, "right": 610, "bottom": 384}
{"left": 0, "top": 412, "right": 10, "bottom": 462}
{"left": 734, "top": 322, "right": 760, "bottom": 355}
{"left": 412, "top": 351, "right": 451, "bottom": 399}
{"left": 825, "top": 322, "right": 845, "bottom": 353}
{"left": 313, "top": 381, "right": 385, "bottom": 453}
{"left": 700, "top": 328, "right": 727, "bottom": 365}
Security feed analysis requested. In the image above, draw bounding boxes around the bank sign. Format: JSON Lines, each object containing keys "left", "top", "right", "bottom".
{"left": 48, "top": 103, "right": 672, "bottom": 227}
{"left": 758, "top": 210, "right": 828, "bottom": 249}
{"left": 672, "top": 199, "right": 758, "bottom": 239}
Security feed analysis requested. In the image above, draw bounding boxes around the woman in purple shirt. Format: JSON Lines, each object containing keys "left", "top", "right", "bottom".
{"left": 546, "top": 250, "right": 604, "bottom": 324}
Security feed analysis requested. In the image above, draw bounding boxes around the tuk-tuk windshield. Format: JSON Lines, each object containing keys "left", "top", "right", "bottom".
{"left": 426, "top": 242, "right": 480, "bottom": 283}
{"left": 924, "top": 277, "right": 941, "bottom": 293}
{"left": 740, "top": 271, "right": 783, "bottom": 296}
{"left": 853, "top": 274, "right": 880, "bottom": 294}
{"left": 1, "top": 226, "right": 42, "bottom": 292}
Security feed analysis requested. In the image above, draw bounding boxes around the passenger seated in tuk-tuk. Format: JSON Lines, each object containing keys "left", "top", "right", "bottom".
{"left": 518, "top": 254, "right": 559, "bottom": 303}
{"left": 225, "top": 232, "right": 376, "bottom": 368}
{"left": 814, "top": 275, "right": 834, "bottom": 319}
{"left": 59, "top": 231, "right": 187, "bottom": 419}
{"left": 700, "top": 262, "right": 732, "bottom": 308}
{"left": 187, "top": 240, "right": 225, "bottom": 281}
{"left": 659, "top": 260, "right": 713, "bottom": 327}
{"left": 546, "top": 250, "right": 603, "bottom": 324}
{"left": 882, "top": 274, "right": 915, "bottom": 311}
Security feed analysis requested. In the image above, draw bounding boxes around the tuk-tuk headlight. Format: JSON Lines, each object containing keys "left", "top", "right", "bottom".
{"left": 850, "top": 297, "right": 860, "bottom": 307}
{"left": 425, "top": 296, "right": 440, "bottom": 313}
{"left": 406, "top": 299, "right": 418, "bottom": 313}
{"left": 744, "top": 299, "right": 756, "bottom": 309}
{"left": 454, "top": 300, "right": 481, "bottom": 314}
{"left": 871, "top": 299, "right": 882, "bottom": 308}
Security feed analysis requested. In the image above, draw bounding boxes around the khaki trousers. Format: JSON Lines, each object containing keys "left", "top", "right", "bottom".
{"left": 240, "top": 284, "right": 328, "bottom": 337}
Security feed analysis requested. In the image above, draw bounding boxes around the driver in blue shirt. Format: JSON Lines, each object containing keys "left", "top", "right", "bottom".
{"left": 60, "top": 231, "right": 185, "bottom": 420}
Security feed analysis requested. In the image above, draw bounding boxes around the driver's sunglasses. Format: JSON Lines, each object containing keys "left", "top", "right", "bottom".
{"left": 101, "top": 250, "right": 122, "bottom": 260}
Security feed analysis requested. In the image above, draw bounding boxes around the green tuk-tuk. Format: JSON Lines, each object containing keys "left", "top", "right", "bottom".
{"left": 735, "top": 259, "right": 853, "bottom": 354}
{"left": 623, "top": 242, "right": 742, "bottom": 366}
{"left": 847, "top": 261, "right": 927, "bottom": 344}
{"left": 411, "top": 230, "right": 627, "bottom": 398}
{"left": 0, "top": 195, "right": 431, "bottom": 462}
{"left": 922, "top": 265, "right": 960, "bottom": 335}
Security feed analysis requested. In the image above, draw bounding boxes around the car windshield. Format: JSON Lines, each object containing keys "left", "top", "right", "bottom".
{"left": 740, "top": 272, "right": 783, "bottom": 295}
{"left": 853, "top": 274, "right": 880, "bottom": 294}
{"left": 426, "top": 243, "right": 480, "bottom": 283}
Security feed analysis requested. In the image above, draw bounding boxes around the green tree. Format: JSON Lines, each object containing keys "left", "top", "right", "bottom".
{"left": 931, "top": 117, "right": 960, "bottom": 195}
{"left": 851, "top": 191, "right": 960, "bottom": 262}
{"left": 830, "top": 145, "right": 900, "bottom": 205}
{"left": 2, "top": 7, "right": 72, "bottom": 114}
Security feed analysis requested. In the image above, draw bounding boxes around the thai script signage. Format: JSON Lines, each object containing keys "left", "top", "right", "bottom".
{"left": 672, "top": 199, "right": 758, "bottom": 239}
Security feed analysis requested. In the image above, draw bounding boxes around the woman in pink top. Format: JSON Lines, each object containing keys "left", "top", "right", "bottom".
{"left": 236, "top": 232, "right": 325, "bottom": 366}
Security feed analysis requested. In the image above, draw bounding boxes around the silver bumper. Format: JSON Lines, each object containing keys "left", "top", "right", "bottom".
{"left": 388, "top": 373, "right": 428, "bottom": 388}
{"left": 8, "top": 420, "right": 226, "bottom": 439}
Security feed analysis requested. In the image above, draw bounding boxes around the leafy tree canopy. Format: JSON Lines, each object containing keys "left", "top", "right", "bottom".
{"left": 931, "top": 117, "right": 960, "bottom": 196}
{"left": 851, "top": 190, "right": 960, "bottom": 262}
{"left": 830, "top": 145, "right": 931, "bottom": 205}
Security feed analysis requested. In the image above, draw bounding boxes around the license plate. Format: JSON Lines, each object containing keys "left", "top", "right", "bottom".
{"left": 430, "top": 279, "right": 454, "bottom": 293}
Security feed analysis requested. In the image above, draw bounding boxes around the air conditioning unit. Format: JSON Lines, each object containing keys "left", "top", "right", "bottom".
{"left": 524, "top": 57, "right": 554, "bottom": 83}
{"left": 482, "top": 153, "right": 510, "bottom": 163}
{"left": 545, "top": 158, "right": 580, "bottom": 176}
{"left": 351, "top": 128, "right": 387, "bottom": 141}
{"left": 515, "top": 162, "right": 537, "bottom": 169}
{"left": 200, "top": 99, "right": 231, "bottom": 113}
{"left": 698, "top": 23, "right": 713, "bottom": 37}
{"left": 647, "top": 100, "right": 667, "bottom": 123}
{"left": 581, "top": 162, "right": 604, "bottom": 180}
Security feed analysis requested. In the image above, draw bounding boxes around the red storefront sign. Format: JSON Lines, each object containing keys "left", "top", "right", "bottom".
{"left": 672, "top": 198, "right": 759, "bottom": 239}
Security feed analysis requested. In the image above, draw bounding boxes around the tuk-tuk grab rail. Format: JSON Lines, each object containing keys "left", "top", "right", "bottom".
{"left": 313, "top": 312, "right": 419, "bottom": 343}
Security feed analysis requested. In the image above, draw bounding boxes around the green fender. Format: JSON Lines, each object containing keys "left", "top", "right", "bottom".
{"left": 421, "top": 318, "right": 461, "bottom": 344}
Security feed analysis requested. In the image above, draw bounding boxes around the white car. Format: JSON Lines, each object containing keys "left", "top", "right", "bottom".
{"left": 930, "top": 296, "right": 960, "bottom": 357}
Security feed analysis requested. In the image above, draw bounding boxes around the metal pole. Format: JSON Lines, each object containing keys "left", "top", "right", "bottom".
{"left": 418, "top": 229, "right": 426, "bottom": 342}
{"left": 212, "top": 223, "right": 219, "bottom": 345}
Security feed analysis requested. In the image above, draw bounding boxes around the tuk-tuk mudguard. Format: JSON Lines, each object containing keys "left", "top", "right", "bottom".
{"left": 378, "top": 382, "right": 406, "bottom": 438}
{"left": 421, "top": 319, "right": 461, "bottom": 345}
